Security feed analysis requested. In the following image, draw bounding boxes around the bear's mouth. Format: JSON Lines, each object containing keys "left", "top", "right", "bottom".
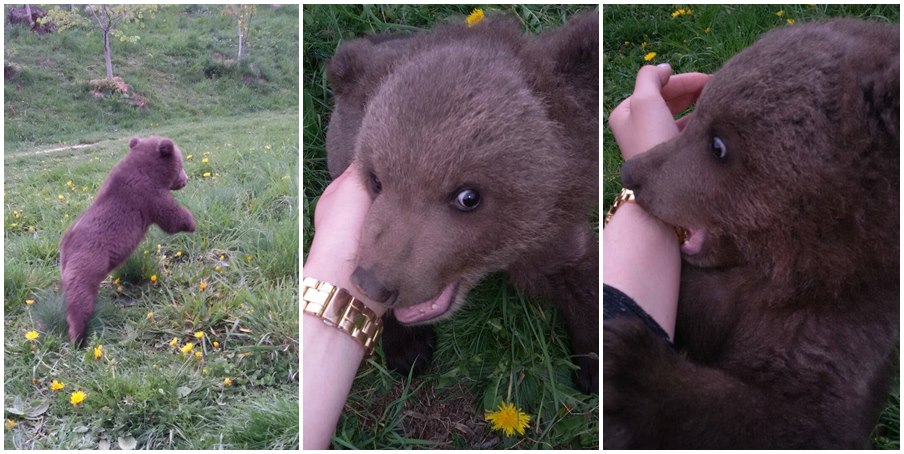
{"left": 393, "top": 281, "right": 459, "bottom": 324}
{"left": 680, "top": 227, "right": 707, "bottom": 256}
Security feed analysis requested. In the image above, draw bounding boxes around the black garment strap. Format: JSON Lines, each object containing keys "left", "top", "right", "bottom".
{"left": 604, "top": 284, "right": 673, "bottom": 346}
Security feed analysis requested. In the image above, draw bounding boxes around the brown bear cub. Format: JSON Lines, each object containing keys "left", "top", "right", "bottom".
{"left": 60, "top": 136, "right": 195, "bottom": 345}
{"left": 605, "top": 19, "right": 898, "bottom": 448}
{"left": 325, "top": 11, "right": 599, "bottom": 393}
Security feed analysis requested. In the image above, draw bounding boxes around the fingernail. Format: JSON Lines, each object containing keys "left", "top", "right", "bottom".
{"left": 656, "top": 63, "right": 671, "bottom": 69}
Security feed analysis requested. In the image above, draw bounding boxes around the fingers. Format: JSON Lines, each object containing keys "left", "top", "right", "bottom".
{"left": 661, "top": 72, "right": 711, "bottom": 115}
{"left": 627, "top": 64, "right": 674, "bottom": 124}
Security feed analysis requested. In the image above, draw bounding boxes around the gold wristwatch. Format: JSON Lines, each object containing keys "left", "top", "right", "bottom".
{"left": 604, "top": 188, "right": 689, "bottom": 243}
{"left": 302, "top": 277, "right": 383, "bottom": 356}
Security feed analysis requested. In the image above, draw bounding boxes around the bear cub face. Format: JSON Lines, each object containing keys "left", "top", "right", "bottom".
{"left": 127, "top": 136, "right": 190, "bottom": 192}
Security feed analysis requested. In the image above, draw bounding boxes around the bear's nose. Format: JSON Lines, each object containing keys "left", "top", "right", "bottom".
{"left": 351, "top": 266, "right": 398, "bottom": 306}
{"left": 620, "top": 159, "right": 643, "bottom": 191}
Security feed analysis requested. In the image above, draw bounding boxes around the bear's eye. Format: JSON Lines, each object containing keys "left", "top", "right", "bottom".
{"left": 712, "top": 136, "right": 728, "bottom": 160}
{"left": 454, "top": 188, "right": 481, "bottom": 212}
{"left": 369, "top": 172, "right": 382, "bottom": 194}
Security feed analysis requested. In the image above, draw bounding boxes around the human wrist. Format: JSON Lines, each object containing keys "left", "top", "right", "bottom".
{"left": 303, "top": 251, "right": 388, "bottom": 318}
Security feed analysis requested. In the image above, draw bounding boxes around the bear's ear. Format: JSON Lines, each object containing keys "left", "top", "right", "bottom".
{"left": 158, "top": 139, "right": 175, "bottom": 157}
{"left": 327, "top": 33, "right": 414, "bottom": 100}
{"left": 129, "top": 137, "right": 140, "bottom": 149}
{"left": 536, "top": 10, "right": 598, "bottom": 110}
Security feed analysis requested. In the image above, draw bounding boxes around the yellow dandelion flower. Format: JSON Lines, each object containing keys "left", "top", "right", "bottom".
{"left": 186, "top": 154, "right": 193, "bottom": 160}
{"left": 672, "top": 9, "right": 683, "bottom": 17}
{"left": 5, "top": 419, "right": 15, "bottom": 430}
{"left": 94, "top": 345, "right": 103, "bottom": 360}
{"left": 485, "top": 401, "right": 531, "bottom": 437}
{"left": 644, "top": 52, "right": 657, "bottom": 61}
{"left": 51, "top": 379, "right": 65, "bottom": 391}
{"left": 224, "top": 377, "right": 233, "bottom": 386}
{"left": 201, "top": 157, "right": 209, "bottom": 164}
{"left": 641, "top": 41, "right": 647, "bottom": 49}
{"left": 175, "top": 251, "right": 182, "bottom": 257}
{"left": 787, "top": 18, "right": 796, "bottom": 25}
{"left": 27, "top": 225, "right": 35, "bottom": 232}
{"left": 13, "top": 210, "right": 19, "bottom": 218}
{"left": 146, "top": 312, "right": 154, "bottom": 320}
{"left": 9, "top": 223, "right": 16, "bottom": 228}
{"left": 704, "top": 27, "right": 712, "bottom": 33}
{"left": 25, "top": 299, "right": 34, "bottom": 305}
{"left": 264, "top": 144, "right": 271, "bottom": 150}
{"left": 199, "top": 281, "right": 208, "bottom": 292}
{"left": 246, "top": 255, "right": 253, "bottom": 262}
{"left": 776, "top": 10, "right": 784, "bottom": 17}
{"left": 215, "top": 265, "right": 222, "bottom": 272}
{"left": 219, "top": 254, "right": 225, "bottom": 260}
{"left": 194, "top": 331, "right": 204, "bottom": 339}
{"left": 203, "top": 172, "right": 211, "bottom": 178}
{"left": 66, "top": 180, "right": 74, "bottom": 188}
{"left": 169, "top": 337, "right": 179, "bottom": 347}
{"left": 57, "top": 194, "right": 65, "bottom": 201}
{"left": 194, "top": 351, "right": 202, "bottom": 359}
{"left": 70, "top": 390, "right": 87, "bottom": 406}
{"left": 213, "top": 341, "right": 220, "bottom": 348}
{"left": 25, "top": 330, "right": 39, "bottom": 341}
{"left": 466, "top": 8, "right": 484, "bottom": 27}
{"left": 180, "top": 342, "right": 194, "bottom": 354}
{"left": 150, "top": 274, "right": 158, "bottom": 283}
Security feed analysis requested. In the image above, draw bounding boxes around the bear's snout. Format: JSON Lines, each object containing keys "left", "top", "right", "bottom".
{"left": 352, "top": 266, "right": 399, "bottom": 306}
{"left": 171, "top": 170, "right": 189, "bottom": 190}
{"left": 620, "top": 159, "right": 644, "bottom": 192}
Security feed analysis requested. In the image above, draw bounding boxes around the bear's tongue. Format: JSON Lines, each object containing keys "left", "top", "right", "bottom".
{"left": 681, "top": 228, "right": 706, "bottom": 255}
{"left": 394, "top": 282, "right": 458, "bottom": 324}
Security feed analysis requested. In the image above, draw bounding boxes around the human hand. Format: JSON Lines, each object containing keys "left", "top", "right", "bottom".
{"left": 608, "top": 64, "right": 710, "bottom": 160}
{"left": 304, "top": 163, "right": 375, "bottom": 306}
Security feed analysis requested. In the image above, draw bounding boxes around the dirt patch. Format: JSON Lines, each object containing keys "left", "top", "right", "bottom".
{"left": 347, "top": 380, "right": 500, "bottom": 448}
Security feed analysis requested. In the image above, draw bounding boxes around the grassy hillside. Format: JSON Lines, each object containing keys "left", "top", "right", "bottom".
{"left": 304, "top": 4, "right": 598, "bottom": 449}
{"left": 603, "top": 4, "right": 899, "bottom": 449}
{"left": 4, "top": 5, "right": 299, "bottom": 450}
{"left": 5, "top": 4, "right": 299, "bottom": 152}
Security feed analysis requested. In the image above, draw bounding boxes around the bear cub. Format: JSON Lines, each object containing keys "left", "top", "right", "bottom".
{"left": 606, "top": 19, "right": 898, "bottom": 448}
{"left": 325, "top": 11, "right": 599, "bottom": 393}
{"left": 60, "top": 136, "right": 195, "bottom": 345}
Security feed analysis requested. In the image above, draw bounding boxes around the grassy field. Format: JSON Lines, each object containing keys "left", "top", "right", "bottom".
{"left": 4, "top": 5, "right": 299, "bottom": 450}
{"left": 603, "top": 4, "right": 900, "bottom": 449}
{"left": 303, "top": 4, "right": 598, "bottom": 449}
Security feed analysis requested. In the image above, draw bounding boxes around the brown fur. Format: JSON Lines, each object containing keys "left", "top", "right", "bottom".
{"left": 60, "top": 136, "right": 195, "bottom": 345}
{"left": 325, "top": 11, "right": 599, "bottom": 393}
{"left": 605, "top": 19, "right": 899, "bottom": 448}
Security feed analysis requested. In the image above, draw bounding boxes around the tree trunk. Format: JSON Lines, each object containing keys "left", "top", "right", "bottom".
{"left": 25, "top": 4, "right": 34, "bottom": 28}
{"left": 103, "top": 28, "right": 114, "bottom": 79}
{"left": 237, "top": 18, "right": 244, "bottom": 60}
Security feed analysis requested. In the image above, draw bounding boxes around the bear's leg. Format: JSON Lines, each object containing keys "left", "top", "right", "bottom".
{"left": 61, "top": 258, "right": 106, "bottom": 346}
{"left": 381, "top": 313, "right": 435, "bottom": 375}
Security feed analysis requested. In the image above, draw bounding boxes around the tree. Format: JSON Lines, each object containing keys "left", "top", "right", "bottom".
{"left": 224, "top": 5, "right": 255, "bottom": 60}
{"left": 44, "top": 5, "right": 158, "bottom": 80}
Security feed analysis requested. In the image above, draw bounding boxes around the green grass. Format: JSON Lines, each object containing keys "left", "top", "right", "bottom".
{"left": 5, "top": 5, "right": 299, "bottom": 152}
{"left": 603, "top": 4, "right": 900, "bottom": 449}
{"left": 303, "top": 4, "right": 598, "bottom": 449}
{"left": 4, "top": 5, "right": 298, "bottom": 450}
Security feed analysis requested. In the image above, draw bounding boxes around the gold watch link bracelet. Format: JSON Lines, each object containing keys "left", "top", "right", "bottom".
{"left": 302, "top": 277, "right": 383, "bottom": 357}
{"left": 604, "top": 188, "right": 689, "bottom": 243}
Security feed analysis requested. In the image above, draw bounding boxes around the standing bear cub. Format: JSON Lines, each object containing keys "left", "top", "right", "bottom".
{"left": 60, "top": 136, "right": 195, "bottom": 345}
{"left": 325, "top": 11, "right": 599, "bottom": 393}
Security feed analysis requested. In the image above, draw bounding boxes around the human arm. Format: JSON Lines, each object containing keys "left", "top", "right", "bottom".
{"left": 603, "top": 64, "right": 709, "bottom": 339}
{"left": 302, "top": 164, "right": 386, "bottom": 449}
